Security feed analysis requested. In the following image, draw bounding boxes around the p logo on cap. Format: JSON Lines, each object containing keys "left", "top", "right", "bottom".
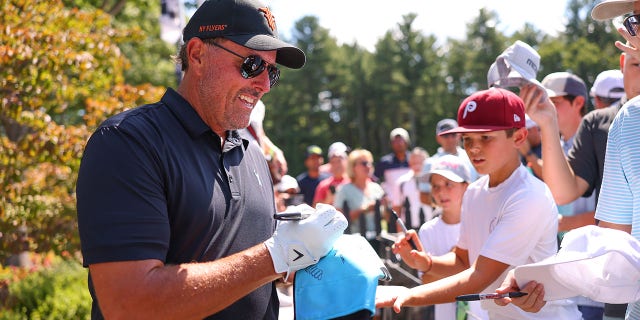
{"left": 462, "top": 101, "right": 477, "bottom": 119}
{"left": 438, "top": 87, "right": 526, "bottom": 135}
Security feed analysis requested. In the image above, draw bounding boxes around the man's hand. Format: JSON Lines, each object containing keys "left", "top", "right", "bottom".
{"left": 494, "top": 269, "right": 546, "bottom": 313}
{"left": 265, "top": 203, "right": 347, "bottom": 280}
{"left": 614, "top": 26, "right": 640, "bottom": 61}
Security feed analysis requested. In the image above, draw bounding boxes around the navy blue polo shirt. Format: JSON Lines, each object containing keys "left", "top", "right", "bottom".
{"left": 76, "top": 88, "right": 278, "bottom": 319}
{"left": 373, "top": 151, "right": 410, "bottom": 181}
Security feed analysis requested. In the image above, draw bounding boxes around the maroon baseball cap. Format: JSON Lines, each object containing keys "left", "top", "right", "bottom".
{"left": 440, "top": 87, "right": 526, "bottom": 135}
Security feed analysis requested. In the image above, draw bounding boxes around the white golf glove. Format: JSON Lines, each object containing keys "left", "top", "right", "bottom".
{"left": 265, "top": 203, "right": 348, "bottom": 281}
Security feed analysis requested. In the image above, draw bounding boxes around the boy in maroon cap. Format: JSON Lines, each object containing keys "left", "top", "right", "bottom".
{"left": 377, "top": 88, "right": 580, "bottom": 319}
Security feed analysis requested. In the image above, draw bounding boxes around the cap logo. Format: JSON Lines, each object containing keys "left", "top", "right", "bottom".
{"left": 462, "top": 101, "right": 477, "bottom": 119}
{"left": 514, "top": 114, "right": 521, "bottom": 123}
{"left": 258, "top": 7, "right": 276, "bottom": 31}
{"left": 199, "top": 24, "right": 228, "bottom": 32}
{"left": 526, "top": 58, "right": 538, "bottom": 73}
{"left": 438, "top": 161, "right": 460, "bottom": 170}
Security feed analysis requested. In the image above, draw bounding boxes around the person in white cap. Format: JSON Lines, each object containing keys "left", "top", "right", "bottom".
{"left": 375, "top": 127, "right": 412, "bottom": 210}
{"left": 418, "top": 119, "right": 479, "bottom": 209}
{"left": 591, "top": 69, "right": 625, "bottom": 109}
{"left": 509, "top": 2, "right": 640, "bottom": 318}
{"left": 313, "top": 142, "right": 350, "bottom": 207}
{"left": 592, "top": 0, "right": 640, "bottom": 61}
{"left": 416, "top": 155, "right": 488, "bottom": 320}
{"left": 394, "top": 147, "right": 433, "bottom": 229}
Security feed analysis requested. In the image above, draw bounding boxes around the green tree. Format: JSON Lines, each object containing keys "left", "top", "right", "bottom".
{"left": 262, "top": 15, "right": 347, "bottom": 175}
{"left": 0, "top": 0, "right": 164, "bottom": 263}
{"left": 62, "top": 0, "right": 179, "bottom": 87}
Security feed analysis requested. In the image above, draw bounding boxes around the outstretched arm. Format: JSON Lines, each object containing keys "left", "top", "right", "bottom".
{"left": 519, "top": 84, "right": 589, "bottom": 204}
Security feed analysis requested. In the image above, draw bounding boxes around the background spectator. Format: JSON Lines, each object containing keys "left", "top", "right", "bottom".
{"left": 313, "top": 142, "right": 350, "bottom": 207}
{"left": 590, "top": 69, "right": 624, "bottom": 109}
{"left": 296, "top": 145, "right": 330, "bottom": 206}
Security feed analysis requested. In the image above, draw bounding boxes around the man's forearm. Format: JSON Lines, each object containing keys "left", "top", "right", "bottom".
{"left": 598, "top": 221, "right": 633, "bottom": 234}
{"left": 91, "top": 244, "right": 281, "bottom": 319}
{"left": 558, "top": 211, "right": 595, "bottom": 232}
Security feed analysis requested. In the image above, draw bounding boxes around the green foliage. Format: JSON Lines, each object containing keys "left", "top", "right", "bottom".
{"left": 0, "top": 256, "right": 90, "bottom": 320}
{"left": 0, "top": 0, "right": 164, "bottom": 263}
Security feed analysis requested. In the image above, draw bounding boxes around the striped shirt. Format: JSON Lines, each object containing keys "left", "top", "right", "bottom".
{"left": 595, "top": 96, "right": 640, "bottom": 319}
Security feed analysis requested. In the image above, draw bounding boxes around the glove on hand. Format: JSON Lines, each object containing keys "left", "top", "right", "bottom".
{"left": 265, "top": 203, "right": 348, "bottom": 280}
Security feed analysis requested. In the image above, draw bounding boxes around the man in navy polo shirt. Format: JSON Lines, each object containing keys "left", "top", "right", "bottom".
{"left": 75, "top": 0, "right": 346, "bottom": 319}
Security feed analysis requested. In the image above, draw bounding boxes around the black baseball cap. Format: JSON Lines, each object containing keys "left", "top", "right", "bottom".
{"left": 182, "top": 0, "right": 305, "bottom": 69}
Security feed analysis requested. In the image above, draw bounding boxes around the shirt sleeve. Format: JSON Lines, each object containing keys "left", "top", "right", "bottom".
{"left": 77, "top": 126, "right": 169, "bottom": 266}
{"left": 567, "top": 114, "right": 598, "bottom": 197}
{"left": 595, "top": 109, "right": 634, "bottom": 225}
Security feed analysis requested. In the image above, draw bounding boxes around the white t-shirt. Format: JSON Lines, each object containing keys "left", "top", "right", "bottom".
{"left": 419, "top": 217, "right": 461, "bottom": 319}
{"left": 458, "top": 165, "right": 581, "bottom": 319}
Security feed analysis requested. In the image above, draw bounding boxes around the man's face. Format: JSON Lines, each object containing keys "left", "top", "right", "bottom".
{"left": 305, "top": 154, "right": 324, "bottom": 170}
{"left": 391, "top": 136, "right": 408, "bottom": 154}
{"left": 549, "top": 96, "right": 580, "bottom": 133}
{"left": 408, "top": 153, "right": 426, "bottom": 174}
{"left": 622, "top": 52, "right": 640, "bottom": 100}
{"left": 329, "top": 155, "right": 347, "bottom": 176}
{"left": 436, "top": 133, "right": 460, "bottom": 153}
{"left": 195, "top": 39, "right": 274, "bottom": 134}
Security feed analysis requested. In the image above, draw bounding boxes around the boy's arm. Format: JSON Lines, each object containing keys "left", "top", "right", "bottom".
{"left": 393, "top": 232, "right": 467, "bottom": 281}
{"left": 390, "top": 255, "right": 509, "bottom": 312}
{"left": 423, "top": 246, "right": 469, "bottom": 281}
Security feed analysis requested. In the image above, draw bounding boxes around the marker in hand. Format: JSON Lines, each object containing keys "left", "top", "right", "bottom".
{"left": 391, "top": 210, "right": 418, "bottom": 250}
{"left": 455, "top": 292, "right": 528, "bottom": 301}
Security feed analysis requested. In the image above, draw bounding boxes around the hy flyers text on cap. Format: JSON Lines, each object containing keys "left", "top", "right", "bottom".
{"left": 182, "top": 0, "right": 305, "bottom": 68}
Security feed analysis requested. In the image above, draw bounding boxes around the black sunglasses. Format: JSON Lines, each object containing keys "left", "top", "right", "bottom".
{"left": 209, "top": 41, "right": 280, "bottom": 87}
{"left": 623, "top": 14, "right": 640, "bottom": 36}
{"left": 357, "top": 160, "right": 371, "bottom": 167}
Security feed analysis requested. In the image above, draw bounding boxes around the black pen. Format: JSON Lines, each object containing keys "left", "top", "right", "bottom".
{"left": 455, "top": 292, "right": 528, "bottom": 301}
{"left": 391, "top": 210, "right": 418, "bottom": 250}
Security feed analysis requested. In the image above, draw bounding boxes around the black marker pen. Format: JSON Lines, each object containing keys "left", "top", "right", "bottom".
{"left": 391, "top": 210, "right": 418, "bottom": 250}
{"left": 455, "top": 292, "right": 528, "bottom": 301}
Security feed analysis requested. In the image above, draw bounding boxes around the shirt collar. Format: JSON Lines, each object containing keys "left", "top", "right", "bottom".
{"left": 162, "top": 88, "right": 249, "bottom": 151}
{"left": 162, "top": 88, "right": 210, "bottom": 139}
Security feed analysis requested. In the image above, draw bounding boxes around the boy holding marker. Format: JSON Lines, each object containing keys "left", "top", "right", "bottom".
{"left": 376, "top": 88, "right": 581, "bottom": 319}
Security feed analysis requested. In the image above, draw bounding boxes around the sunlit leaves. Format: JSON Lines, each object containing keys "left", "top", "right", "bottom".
{"left": 0, "top": 0, "right": 162, "bottom": 263}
